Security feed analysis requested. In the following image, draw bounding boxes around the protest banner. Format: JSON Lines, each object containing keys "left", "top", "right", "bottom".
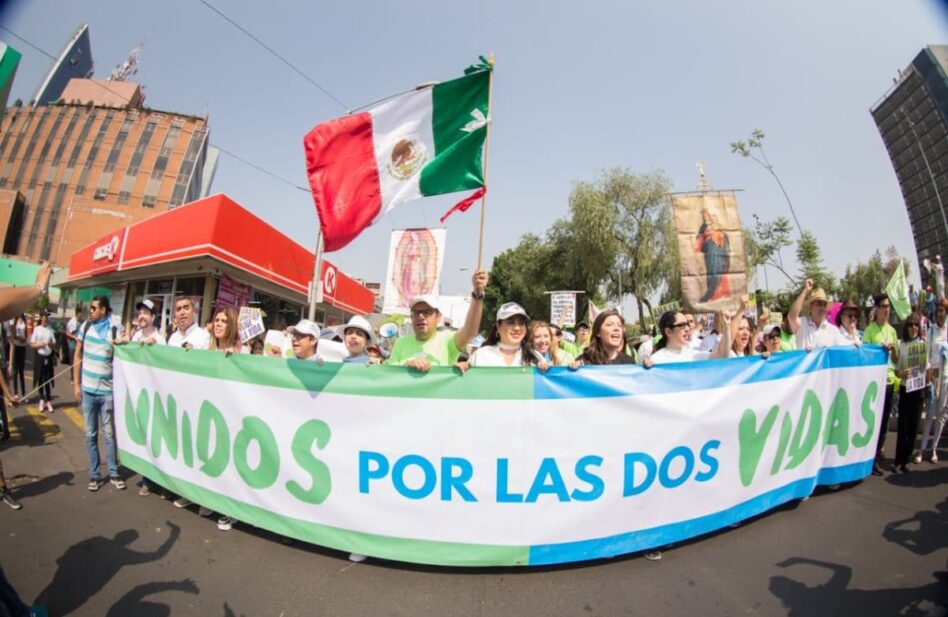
{"left": 217, "top": 275, "right": 252, "bottom": 310}
{"left": 903, "top": 340, "right": 927, "bottom": 393}
{"left": 114, "top": 346, "right": 886, "bottom": 566}
{"left": 237, "top": 307, "right": 265, "bottom": 344}
{"left": 382, "top": 229, "right": 447, "bottom": 315}
{"left": 670, "top": 192, "right": 748, "bottom": 313}
{"left": 550, "top": 291, "right": 577, "bottom": 326}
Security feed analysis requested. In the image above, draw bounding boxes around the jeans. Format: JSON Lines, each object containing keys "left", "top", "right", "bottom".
{"left": 81, "top": 392, "right": 118, "bottom": 481}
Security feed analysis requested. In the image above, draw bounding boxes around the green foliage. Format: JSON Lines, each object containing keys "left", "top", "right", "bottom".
{"left": 743, "top": 215, "right": 795, "bottom": 286}
{"left": 838, "top": 246, "right": 910, "bottom": 307}
{"left": 796, "top": 230, "right": 836, "bottom": 295}
{"left": 483, "top": 168, "right": 676, "bottom": 331}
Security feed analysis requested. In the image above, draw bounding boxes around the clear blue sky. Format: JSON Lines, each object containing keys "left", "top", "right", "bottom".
{"left": 3, "top": 0, "right": 946, "bottom": 311}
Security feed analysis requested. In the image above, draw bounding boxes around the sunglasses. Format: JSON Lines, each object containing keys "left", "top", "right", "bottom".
{"left": 670, "top": 322, "right": 690, "bottom": 330}
{"left": 411, "top": 308, "right": 437, "bottom": 318}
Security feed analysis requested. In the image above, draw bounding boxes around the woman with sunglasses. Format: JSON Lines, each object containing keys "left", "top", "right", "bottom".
{"left": 893, "top": 315, "right": 928, "bottom": 473}
{"left": 835, "top": 300, "right": 862, "bottom": 347}
{"left": 645, "top": 310, "right": 732, "bottom": 366}
{"left": 462, "top": 303, "right": 539, "bottom": 369}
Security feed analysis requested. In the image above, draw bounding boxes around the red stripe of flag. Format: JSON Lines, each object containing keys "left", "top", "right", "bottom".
{"left": 304, "top": 112, "right": 382, "bottom": 252}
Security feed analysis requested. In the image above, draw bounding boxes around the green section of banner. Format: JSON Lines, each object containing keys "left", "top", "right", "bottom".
{"left": 121, "top": 450, "right": 529, "bottom": 566}
{"left": 115, "top": 345, "right": 534, "bottom": 400}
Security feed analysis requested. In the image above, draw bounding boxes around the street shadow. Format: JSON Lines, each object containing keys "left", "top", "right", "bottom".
{"left": 884, "top": 464, "right": 948, "bottom": 488}
{"left": 8, "top": 412, "right": 61, "bottom": 449}
{"left": 7, "top": 471, "right": 74, "bottom": 499}
{"left": 769, "top": 557, "right": 948, "bottom": 617}
{"left": 34, "top": 522, "right": 180, "bottom": 616}
{"left": 105, "top": 579, "right": 199, "bottom": 617}
{"left": 882, "top": 497, "right": 948, "bottom": 556}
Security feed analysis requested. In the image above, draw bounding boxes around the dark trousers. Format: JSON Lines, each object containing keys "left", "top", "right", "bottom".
{"left": 895, "top": 386, "right": 923, "bottom": 466}
{"left": 10, "top": 346, "right": 25, "bottom": 396}
{"left": 0, "top": 398, "right": 8, "bottom": 438}
{"left": 0, "top": 563, "right": 29, "bottom": 617}
{"left": 875, "top": 384, "right": 895, "bottom": 459}
{"left": 33, "top": 352, "right": 53, "bottom": 402}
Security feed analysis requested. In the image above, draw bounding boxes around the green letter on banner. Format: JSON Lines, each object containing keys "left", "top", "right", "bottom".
{"left": 233, "top": 416, "right": 280, "bottom": 489}
{"left": 786, "top": 390, "right": 822, "bottom": 470}
{"left": 738, "top": 405, "right": 778, "bottom": 487}
{"left": 197, "top": 401, "right": 230, "bottom": 478}
{"left": 125, "top": 389, "right": 150, "bottom": 446}
{"left": 823, "top": 388, "right": 850, "bottom": 456}
{"left": 150, "top": 393, "right": 178, "bottom": 460}
{"left": 286, "top": 419, "right": 332, "bottom": 505}
{"left": 852, "top": 381, "right": 878, "bottom": 448}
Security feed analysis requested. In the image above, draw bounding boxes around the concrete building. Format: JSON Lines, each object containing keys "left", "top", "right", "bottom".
{"left": 871, "top": 45, "right": 948, "bottom": 275}
{"left": 0, "top": 78, "right": 214, "bottom": 267}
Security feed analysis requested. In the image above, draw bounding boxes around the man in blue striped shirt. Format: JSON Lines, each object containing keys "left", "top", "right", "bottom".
{"left": 72, "top": 295, "right": 125, "bottom": 492}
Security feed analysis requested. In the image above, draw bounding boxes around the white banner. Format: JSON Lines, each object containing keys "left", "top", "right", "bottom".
{"left": 382, "top": 228, "right": 446, "bottom": 315}
{"left": 114, "top": 346, "right": 886, "bottom": 567}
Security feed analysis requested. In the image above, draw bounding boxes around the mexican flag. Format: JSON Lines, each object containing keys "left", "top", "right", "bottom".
{"left": 0, "top": 42, "right": 22, "bottom": 111}
{"left": 304, "top": 67, "right": 490, "bottom": 252}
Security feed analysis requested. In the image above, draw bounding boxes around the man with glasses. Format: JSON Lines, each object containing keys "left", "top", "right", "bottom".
{"left": 864, "top": 293, "right": 900, "bottom": 475}
{"left": 787, "top": 279, "right": 851, "bottom": 350}
{"left": 387, "top": 269, "right": 488, "bottom": 373}
{"left": 72, "top": 295, "right": 125, "bottom": 492}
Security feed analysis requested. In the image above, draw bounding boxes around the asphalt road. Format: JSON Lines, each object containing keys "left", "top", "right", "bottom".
{"left": 1, "top": 364, "right": 946, "bottom": 617}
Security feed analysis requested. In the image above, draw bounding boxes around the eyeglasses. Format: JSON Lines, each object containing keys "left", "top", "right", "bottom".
{"left": 411, "top": 308, "right": 436, "bottom": 318}
{"left": 670, "top": 322, "right": 690, "bottom": 330}
{"left": 766, "top": 333, "right": 781, "bottom": 340}
{"left": 290, "top": 332, "right": 314, "bottom": 340}
{"left": 907, "top": 323, "right": 920, "bottom": 329}
{"left": 842, "top": 312, "right": 858, "bottom": 319}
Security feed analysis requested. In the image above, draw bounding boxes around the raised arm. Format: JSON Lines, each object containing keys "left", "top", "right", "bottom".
{"left": 453, "top": 268, "right": 489, "bottom": 351}
{"left": 787, "top": 278, "right": 813, "bottom": 335}
{"left": 711, "top": 310, "right": 733, "bottom": 359}
{"left": 0, "top": 262, "right": 50, "bottom": 322}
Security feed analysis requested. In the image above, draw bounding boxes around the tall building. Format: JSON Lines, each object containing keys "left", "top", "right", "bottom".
{"left": 0, "top": 78, "right": 214, "bottom": 266}
{"left": 871, "top": 45, "right": 948, "bottom": 275}
{"left": 32, "top": 23, "right": 93, "bottom": 106}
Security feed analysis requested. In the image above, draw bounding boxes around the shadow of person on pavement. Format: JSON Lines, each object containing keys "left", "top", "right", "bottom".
{"left": 34, "top": 521, "right": 180, "bottom": 616}
{"left": 882, "top": 498, "right": 948, "bottom": 556}
{"left": 883, "top": 465, "right": 948, "bottom": 489}
{"left": 769, "top": 557, "right": 948, "bottom": 616}
{"left": 105, "top": 579, "right": 199, "bottom": 617}
{"left": 8, "top": 471, "right": 74, "bottom": 500}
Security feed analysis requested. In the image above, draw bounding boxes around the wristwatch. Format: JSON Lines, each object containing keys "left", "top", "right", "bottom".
{"left": 471, "top": 290, "right": 485, "bottom": 300}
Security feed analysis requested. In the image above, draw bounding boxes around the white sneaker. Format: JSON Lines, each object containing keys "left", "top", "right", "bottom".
{"left": 173, "top": 497, "right": 192, "bottom": 508}
{"left": 913, "top": 454, "right": 922, "bottom": 464}
{"left": 218, "top": 516, "right": 235, "bottom": 531}
{"left": 348, "top": 553, "right": 367, "bottom": 562}
{"left": 932, "top": 452, "right": 939, "bottom": 463}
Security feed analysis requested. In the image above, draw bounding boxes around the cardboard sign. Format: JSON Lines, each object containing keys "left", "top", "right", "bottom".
{"left": 904, "top": 340, "right": 927, "bottom": 393}
{"left": 550, "top": 292, "right": 576, "bottom": 327}
{"left": 237, "top": 307, "right": 265, "bottom": 344}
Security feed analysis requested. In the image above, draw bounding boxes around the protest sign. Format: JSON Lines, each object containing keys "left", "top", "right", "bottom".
{"left": 237, "top": 307, "right": 265, "bottom": 344}
{"left": 670, "top": 192, "right": 748, "bottom": 313}
{"left": 550, "top": 291, "right": 576, "bottom": 326}
{"left": 903, "top": 340, "right": 927, "bottom": 393}
{"left": 263, "top": 330, "right": 293, "bottom": 358}
{"left": 114, "top": 346, "right": 885, "bottom": 567}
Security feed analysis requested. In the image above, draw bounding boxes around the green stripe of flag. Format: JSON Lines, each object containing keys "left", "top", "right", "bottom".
{"left": 0, "top": 43, "right": 21, "bottom": 95}
{"left": 115, "top": 345, "right": 534, "bottom": 400}
{"left": 120, "top": 449, "right": 530, "bottom": 566}
{"left": 419, "top": 69, "right": 490, "bottom": 196}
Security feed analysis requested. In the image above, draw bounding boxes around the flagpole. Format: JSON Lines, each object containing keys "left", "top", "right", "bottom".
{"left": 307, "top": 230, "right": 324, "bottom": 321}
{"left": 476, "top": 53, "right": 495, "bottom": 270}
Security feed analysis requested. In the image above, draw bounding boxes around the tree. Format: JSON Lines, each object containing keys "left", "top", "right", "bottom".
{"left": 730, "top": 129, "right": 803, "bottom": 235}
{"left": 743, "top": 215, "right": 795, "bottom": 286}
{"left": 839, "top": 251, "right": 887, "bottom": 307}
{"left": 570, "top": 168, "right": 676, "bottom": 323}
{"left": 796, "top": 230, "right": 836, "bottom": 295}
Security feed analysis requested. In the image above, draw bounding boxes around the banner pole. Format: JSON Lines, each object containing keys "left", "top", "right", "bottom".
{"left": 307, "top": 230, "right": 324, "bottom": 321}
{"left": 476, "top": 53, "right": 495, "bottom": 270}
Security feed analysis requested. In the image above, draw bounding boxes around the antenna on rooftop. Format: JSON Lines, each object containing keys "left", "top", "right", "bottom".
{"left": 109, "top": 42, "right": 143, "bottom": 82}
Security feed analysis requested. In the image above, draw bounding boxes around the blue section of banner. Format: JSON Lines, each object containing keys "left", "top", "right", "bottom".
{"left": 526, "top": 459, "right": 873, "bottom": 565}
{"left": 535, "top": 346, "right": 887, "bottom": 399}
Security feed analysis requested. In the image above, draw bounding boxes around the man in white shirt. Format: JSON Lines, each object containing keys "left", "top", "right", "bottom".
{"left": 129, "top": 299, "right": 166, "bottom": 346}
{"left": 787, "top": 279, "right": 852, "bottom": 350}
{"left": 166, "top": 297, "right": 210, "bottom": 350}
{"left": 288, "top": 320, "right": 320, "bottom": 361}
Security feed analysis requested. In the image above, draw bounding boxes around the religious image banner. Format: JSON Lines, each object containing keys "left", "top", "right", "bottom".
{"left": 670, "top": 192, "right": 748, "bottom": 313}
{"left": 382, "top": 228, "right": 447, "bottom": 315}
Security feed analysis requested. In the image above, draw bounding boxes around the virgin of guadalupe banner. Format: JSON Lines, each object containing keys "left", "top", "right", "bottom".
{"left": 670, "top": 192, "right": 748, "bottom": 313}
{"left": 382, "top": 228, "right": 447, "bottom": 315}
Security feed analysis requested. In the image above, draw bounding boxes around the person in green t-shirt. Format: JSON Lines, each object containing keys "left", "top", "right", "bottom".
{"left": 862, "top": 293, "right": 900, "bottom": 475}
{"left": 387, "top": 269, "right": 488, "bottom": 373}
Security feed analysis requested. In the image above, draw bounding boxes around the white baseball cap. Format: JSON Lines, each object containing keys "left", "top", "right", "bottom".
{"left": 288, "top": 319, "right": 321, "bottom": 338}
{"left": 135, "top": 298, "right": 156, "bottom": 314}
{"left": 409, "top": 295, "right": 440, "bottom": 312}
{"left": 496, "top": 302, "right": 529, "bottom": 321}
{"left": 343, "top": 315, "right": 376, "bottom": 345}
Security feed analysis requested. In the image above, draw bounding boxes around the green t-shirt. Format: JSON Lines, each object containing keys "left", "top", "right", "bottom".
{"left": 779, "top": 330, "right": 797, "bottom": 352}
{"left": 560, "top": 341, "right": 583, "bottom": 359}
{"left": 863, "top": 321, "right": 899, "bottom": 385}
{"left": 387, "top": 330, "right": 462, "bottom": 367}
